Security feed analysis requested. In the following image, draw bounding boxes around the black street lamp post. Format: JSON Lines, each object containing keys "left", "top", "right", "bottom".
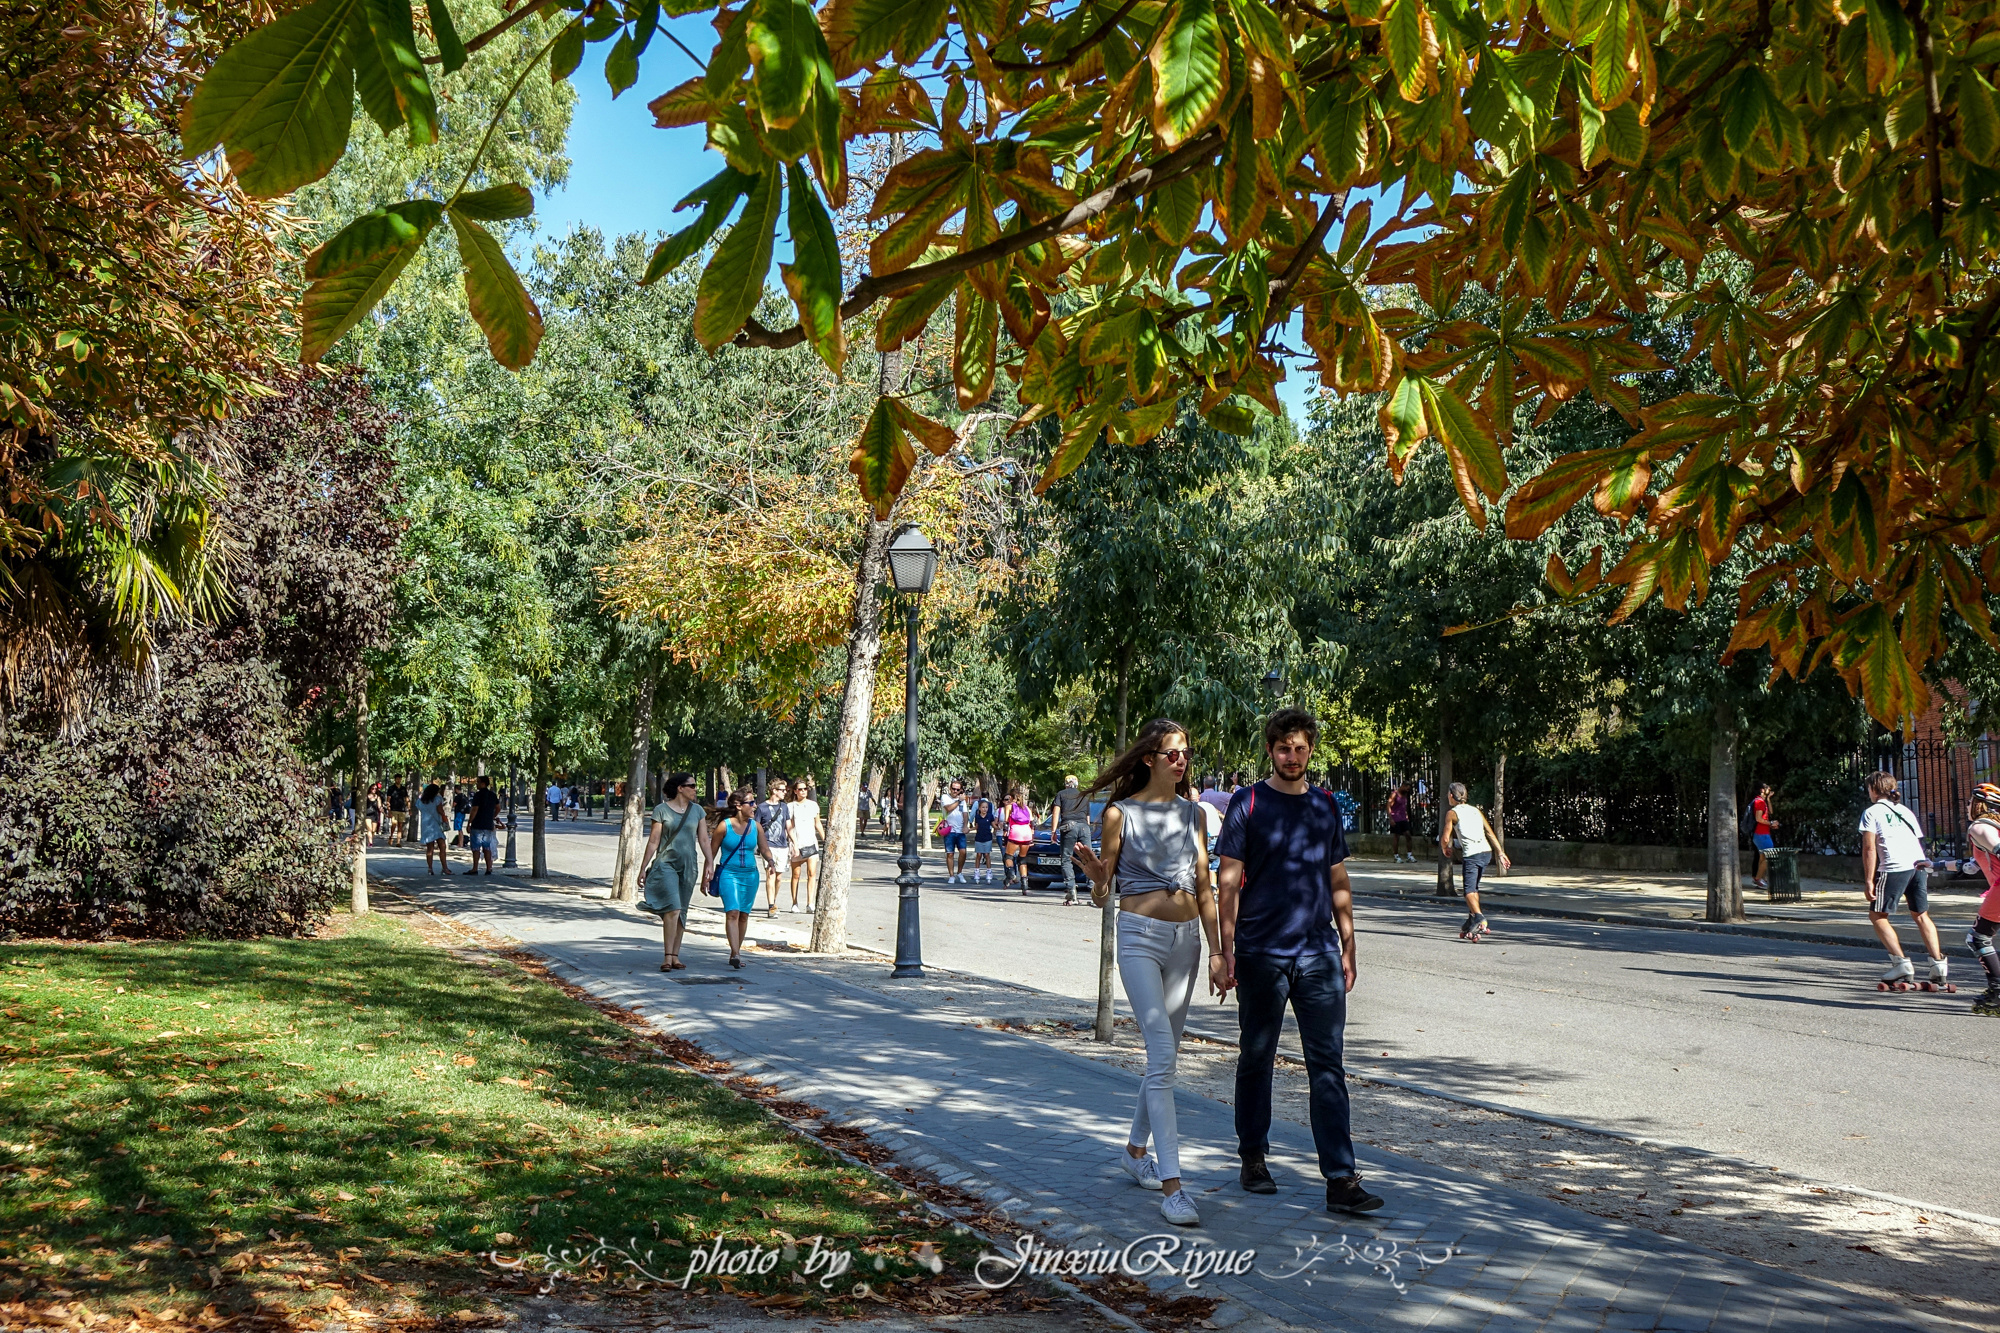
{"left": 887, "top": 527, "right": 938, "bottom": 979}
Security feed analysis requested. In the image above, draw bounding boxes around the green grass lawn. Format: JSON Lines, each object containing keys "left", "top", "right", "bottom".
{"left": 0, "top": 909, "right": 978, "bottom": 1318}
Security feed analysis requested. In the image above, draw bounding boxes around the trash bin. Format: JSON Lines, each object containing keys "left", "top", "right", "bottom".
{"left": 1767, "top": 848, "right": 1801, "bottom": 903}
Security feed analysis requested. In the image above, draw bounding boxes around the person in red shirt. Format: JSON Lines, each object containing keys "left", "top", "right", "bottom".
{"left": 1749, "top": 782, "right": 1779, "bottom": 889}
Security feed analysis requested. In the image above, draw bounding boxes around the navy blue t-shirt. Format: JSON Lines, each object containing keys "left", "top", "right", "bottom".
{"left": 1216, "top": 781, "right": 1349, "bottom": 958}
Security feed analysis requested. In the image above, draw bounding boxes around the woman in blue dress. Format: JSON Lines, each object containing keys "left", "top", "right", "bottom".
{"left": 709, "top": 787, "right": 778, "bottom": 969}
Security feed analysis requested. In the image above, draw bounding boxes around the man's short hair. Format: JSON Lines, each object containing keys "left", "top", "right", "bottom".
{"left": 1263, "top": 708, "right": 1320, "bottom": 751}
{"left": 476, "top": 774, "right": 490, "bottom": 789}
{"left": 1867, "top": 770, "right": 1900, "bottom": 799}
{"left": 1064, "top": 774, "right": 1078, "bottom": 786}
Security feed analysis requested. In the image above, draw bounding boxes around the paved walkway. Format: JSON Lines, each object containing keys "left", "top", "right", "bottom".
{"left": 381, "top": 867, "right": 1944, "bottom": 1333}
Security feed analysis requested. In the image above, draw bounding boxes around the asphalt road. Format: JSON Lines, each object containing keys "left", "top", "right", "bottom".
{"left": 387, "top": 818, "right": 2000, "bottom": 1217}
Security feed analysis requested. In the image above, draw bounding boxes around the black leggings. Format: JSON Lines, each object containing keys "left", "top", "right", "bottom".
{"left": 1968, "top": 916, "right": 2000, "bottom": 985}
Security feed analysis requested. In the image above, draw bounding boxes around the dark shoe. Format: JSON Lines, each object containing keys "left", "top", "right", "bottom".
{"left": 1240, "top": 1159, "right": 1277, "bottom": 1195}
{"left": 1326, "top": 1175, "right": 1384, "bottom": 1214}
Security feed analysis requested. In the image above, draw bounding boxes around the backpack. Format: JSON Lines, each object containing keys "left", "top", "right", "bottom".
{"left": 1739, "top": 801, "right": 1756, "bottom": 842}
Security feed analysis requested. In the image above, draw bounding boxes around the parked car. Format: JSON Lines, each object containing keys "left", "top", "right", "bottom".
{"left": 1023, "top": 801, "right": 1104, "bottom": 893}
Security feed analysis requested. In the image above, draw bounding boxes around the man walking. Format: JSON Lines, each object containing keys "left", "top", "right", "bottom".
{"left": 1860, "top": 770, "right": 1950, "bottom": 989}
{"left": 1748, "top": 781, "right": 1778, "bottom": 890}
{"left": 940, "top": 779, "right": 971, "bottom": 883}
{"left": 1051, "top": 774, "right": 1092, "bottom": 906}
{"left": 467, "top": 774, "right": 500, "bottom": 875}
{"left": 756, "top": 779, "right": 792, "bottom": 914}
{"left": 1217, "top": 707, "right": 1383, "bottom": 1215}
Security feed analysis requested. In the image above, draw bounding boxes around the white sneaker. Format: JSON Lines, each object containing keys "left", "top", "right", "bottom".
{"left": 1120, "top": 1151, "right": 1162, "bottom": 1190}
{"left": 1159, "top": 1190, "right": 1200, "bottom": 1226}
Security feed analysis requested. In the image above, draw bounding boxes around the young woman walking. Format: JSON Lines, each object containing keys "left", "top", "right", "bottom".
{"left": 709, "top": 787, "right": 778, "bottom": 969}
{"left": 639, "top": 772, "right": 711, "bottom": 972}
{"left": 1071, "top": 719, "right": 1225, "bottom": 1227}
{"left": 971, "top": 797, "right": 997, "bottom": 883}
{"left": 1002, "top": 783, "right": 1037, "bottom": 894}
{"left": 1438, "top": 782, "right": 1509, "bottom": 941}
{"left": 417, "top": 782, "right": 453, "bottom": 874}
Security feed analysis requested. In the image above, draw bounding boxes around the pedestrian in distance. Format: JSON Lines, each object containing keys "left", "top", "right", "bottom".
{"left": 709, "top": 787, "right": 778, "bottom": 969}
{"left": 1438, "top": 783, "right": 1509, "bottom": 941}
{"left": 639, "top": 772, "right": 711, "bottom": 973}
{"left": 451, "top": 783, "right": 470, "bottom": 847}
{"left": 1747, "top": 782, "right": 1779, "bottom": 889}
{"left": 1961, "top": 783, "right": 2000, "bottom": 1016}
{"left": 1217, "top": 707, "right": 1383, "bottom": 1216}
{"left": 755, "top": 779, "right": 792, "bottom": 916}
{"left": 1198, "top": 775, "right": 1229, "bottom": 822}
{"left": 972, "top": 797, "right": 997, "bottom": 883}
{"left": 387, "top": 780, "right": 408, "bottom": 842}
{"left": 940, "top": 779, "right": 971, "bottom": 883}
{"left": 1051, "top": 774, "right": 1092, "bottom": 906}
{"left": 1071, "top": 718, "right": 1225, "bottom": 1227}
{"left": 1003, "top": 782, "right": 1037, "bottom": 894}
{"left": 545, "top": 779, "right": 563, "bottom": 824}
{"left": 788, "top": 778, "right": 825, "bottom": 911}
{"left": 363, "top": 783, "right": 386, "bottom": 846}
{"left": 417, "top": 782, "right": 453, "bottom": 875}
{"left": 1386, "top": 783, "right": 1415, "bottom": 863}
{"left": 1860, "top": 770, "right": 1951, "bottom": 991}
{"left": 466, "top": 774, "right": 500, "bottom": 875}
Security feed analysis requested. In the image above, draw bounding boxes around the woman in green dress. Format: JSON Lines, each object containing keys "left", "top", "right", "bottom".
{"left": 638, "top": 772, "right": 711, "bottom": 972}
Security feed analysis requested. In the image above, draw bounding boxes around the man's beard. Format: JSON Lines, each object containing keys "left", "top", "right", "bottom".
{"left": 1272, "top": 757, "right": 1308, "bottom": 780}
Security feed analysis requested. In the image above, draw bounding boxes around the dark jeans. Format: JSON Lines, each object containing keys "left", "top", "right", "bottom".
{"left": 1234, "top": 951, "right": 1355, "bottom": 1180}
{"left": 1058, "top": 821, "right": 1090, "bottom": 897}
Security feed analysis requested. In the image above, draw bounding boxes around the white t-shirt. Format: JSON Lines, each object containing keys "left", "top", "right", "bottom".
{"left": 1859, "top": 799, "right": 1925, "bottom": 872}
{"left": 942, "top": 794, "right": 969, "bottom": 832}
{"left": 1452, "top": 803, "right": 1491, "bottom": 856}
{"left": 1196, "top": 800, "right": 1224, "bottom": 847}
{"left": 789, "top": 799, "right": 823, "bottom": 848}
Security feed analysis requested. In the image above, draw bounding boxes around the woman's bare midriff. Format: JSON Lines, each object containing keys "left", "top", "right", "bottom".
{"left": 1117, "top": 887, "right": 1201, "bottom": 923}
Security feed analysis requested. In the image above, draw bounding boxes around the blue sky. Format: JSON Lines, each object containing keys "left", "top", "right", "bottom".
{"left": 531, "top": 38, "right": 1318, "bottom": 422}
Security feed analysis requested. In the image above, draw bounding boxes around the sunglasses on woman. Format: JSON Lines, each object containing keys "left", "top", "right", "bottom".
{"left": 1154, "top": 748, "right": 1191, "bottom": 764}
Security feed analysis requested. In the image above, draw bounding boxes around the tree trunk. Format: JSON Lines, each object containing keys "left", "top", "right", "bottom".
{"left": 920, "top": 774, "right": 940, "bottom": 850}
{"left": 1492, "top": 752, "right": 1507, "bottom": 840}
{"left": 1098, "top": 640, "right": 1136, "bottom": 1042}
{"left": 809, "top": 509, "right": 893, "bottom": 953}
{"left": 351, "top": 685, "right": 370, "bottom": 915}
{"left": 532, "top": 725, "right": 550, "bottom": 879}
{"left": 1707, "top": 700, "right": 1744, "bottom": 922}
{"left": 1434, "top": 727, "right": 1455, "bottom": 895}
{"left": 612, "top": 672, "right": 655, "bottom": 903}
{"left": 1114, "top": 640, "right": 1134, "bottom": 751}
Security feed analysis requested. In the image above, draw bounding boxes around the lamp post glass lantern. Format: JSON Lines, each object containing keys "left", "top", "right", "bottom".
{"left": 888, "top": 527, "right": 936, "bottom": 978}
{"left": 1261, "top": 668, "right": 1285, "bottom": 698}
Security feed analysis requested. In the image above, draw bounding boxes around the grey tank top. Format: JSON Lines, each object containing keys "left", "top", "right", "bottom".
{"left": 1112, "top": 797, "right": 1204, "bottom": 896}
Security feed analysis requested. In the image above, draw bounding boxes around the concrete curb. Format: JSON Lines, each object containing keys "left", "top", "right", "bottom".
{"left": 1349, "top": 886, "right": 1890, "bottom": 950}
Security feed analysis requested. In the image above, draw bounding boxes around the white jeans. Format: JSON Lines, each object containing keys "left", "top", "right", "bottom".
{"left": 1117, "top": 912, "right": 1202, "bottom": 1179}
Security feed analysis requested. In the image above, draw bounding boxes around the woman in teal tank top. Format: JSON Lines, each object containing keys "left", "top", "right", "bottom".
{"left": 710, "top": 787, "right": 778, "bottom": 969}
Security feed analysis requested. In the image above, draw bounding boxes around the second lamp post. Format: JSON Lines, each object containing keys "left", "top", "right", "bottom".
{"left": 887, "top": 527, "right": 938, "bottom": 979}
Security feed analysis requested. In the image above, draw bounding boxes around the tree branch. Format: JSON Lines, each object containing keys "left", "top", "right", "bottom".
{"left": 422, "top": 0, "right": 563, "bottom": 65}
{"left": 986, "top": 0, "right": 1144, "bottom": 72}
{"left": 1910, "top": 0, "right": 1946, "bottom": 239}
{"left": 733, "top": 124, "right": 1226, "bottom": 350}
{"left": 1260, "top": 189, "right": 1350, "bottom": 338}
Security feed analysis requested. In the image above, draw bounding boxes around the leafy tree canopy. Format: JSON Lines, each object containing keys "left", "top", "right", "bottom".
{"left": 189, "top": 0, "right": 2000, "bottom": 726}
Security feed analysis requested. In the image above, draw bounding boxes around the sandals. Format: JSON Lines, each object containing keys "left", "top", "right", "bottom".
{"left": 660, "top": 955, "right": 685, "bottom": 972}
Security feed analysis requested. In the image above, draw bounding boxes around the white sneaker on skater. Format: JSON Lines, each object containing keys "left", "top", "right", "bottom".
{"left": 1120, "top": 1152, "right": 1162, "bottom": 1190}
{"left": 1159, "top": 1190, "right": 1200, "bottom": 1226}
{"left": 1880, "top": 956, "right": 1916, "bottom": 984}
{"left": 1929, "top": 958, "right": 1950, "bottom": 984}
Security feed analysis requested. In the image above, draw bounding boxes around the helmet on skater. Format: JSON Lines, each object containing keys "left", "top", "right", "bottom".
{"left": 1974, "top": 782, "right": 2000, "bottom": 810}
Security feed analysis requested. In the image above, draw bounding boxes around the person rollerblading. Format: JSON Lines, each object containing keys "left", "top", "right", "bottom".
{"left": 1960, "top": 783, "right": 2000, "bottom": 1016}
{"left": 1920, "top": 958, "right": 1955, "bottom": 993}
{"left": 1859, "top": 772, "right": 1949, "bottom": 993}
{"left": 1440, "top": 783, "right": 1508, "bottom": 944}
{"left": 1460, "top": 913, "right": 1491, "bottom": 942}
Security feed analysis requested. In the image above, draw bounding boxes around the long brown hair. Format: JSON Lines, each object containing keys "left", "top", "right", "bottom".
{"left": 712, "top": 785, "right": 758, "bottom": 830}
{"left": 1083, "top": 718, "right": 1194, "bottom": 803}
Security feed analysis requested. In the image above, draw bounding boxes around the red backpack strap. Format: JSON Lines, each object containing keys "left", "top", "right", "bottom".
{"left": 1245, "top": 785, "right": 1255, "bottom": 820}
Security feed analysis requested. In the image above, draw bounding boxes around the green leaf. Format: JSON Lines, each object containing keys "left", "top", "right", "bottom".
{"left": 605, "top": 32, "right": 639, "bottom": 97}
{"left": 1150, "top": 0, "right": 1228, "bottom": 147}
{"left": 449, "top": 183, "right": 534, "bottom": 221}
{"left": 425, "top": 0, "right": 465, "bottom": 72}
{"left": 550, "top": 18, "right": 584, "bottom": 82}
{"left": 1884, "top": 83, "right": 1926, "bottom": 150}
{"left": 1149, "top": 175, "right": 1204, "bottom": 245}
{"left": 181, "top": 0, "right": 358, "bottom": 198}
{"left": 1383, "top": 0, "right": 1434, "bottom": 103}
{"left": 780, "top": 162, "right": 846, "bottom": 372}
{"left": 1589, "top": 0, "right": 1633, "bottom": 109}
{"left": 1863, "top": 0, "right": 1912, "bottom": 69}
{"left": 954, "top": 288, "right": 998, "bottom": 408}
{"left": 300, "top": 200, "right": 443, "bottom": 362}
{"left": 632, "top": 0, "right": 663, "bottom": 53}
{"left": 1576, "top": 83, "right": 1606, "bottom": 166}
{"left": 642, "top": 166, "right": 756, "bottom": 284}
{"left": 1421, "top": 379, "right": 1507, "bottom": 524}
{"left": 748, "top": 0, "right": 821, "bottom": 129}
{"left": 1379, "top": 374, "right": 1428, "bottom": 474}
{"left": 875, "top": 268, "right": 960, "bottom": 350}
{"left": 1721, "top": 67, "right": 1769, "bottom": 158}
{"left": 692, "top": 168, "right": 782, "bottom": 351}
{"left": 354, "top": 0, "right": 438, "bottom": 143}
{"left": 850, "top": 397, "right": 915, "bottom": 518}
{"left": 1306, "top": 86, "right": 1370, "bottom": 186}
{"left": 1208, "top": 396, "right": 1260, "bottom": 436}
{"left": 1963, "top": 70, "right": 2000, "bottom": 165}
{"left": 449, "top": 212, "right": 544, "bottom": 369}
{"left": 825, "top": 0, "right": 952, "bottom": 75}
{"left": 1601, "top": 99, "right": 1648, "bottom": 165}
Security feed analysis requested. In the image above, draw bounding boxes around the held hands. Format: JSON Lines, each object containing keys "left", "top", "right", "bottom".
{"left": 1207, "top": 951, "right": 1234, "bottom": 999}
